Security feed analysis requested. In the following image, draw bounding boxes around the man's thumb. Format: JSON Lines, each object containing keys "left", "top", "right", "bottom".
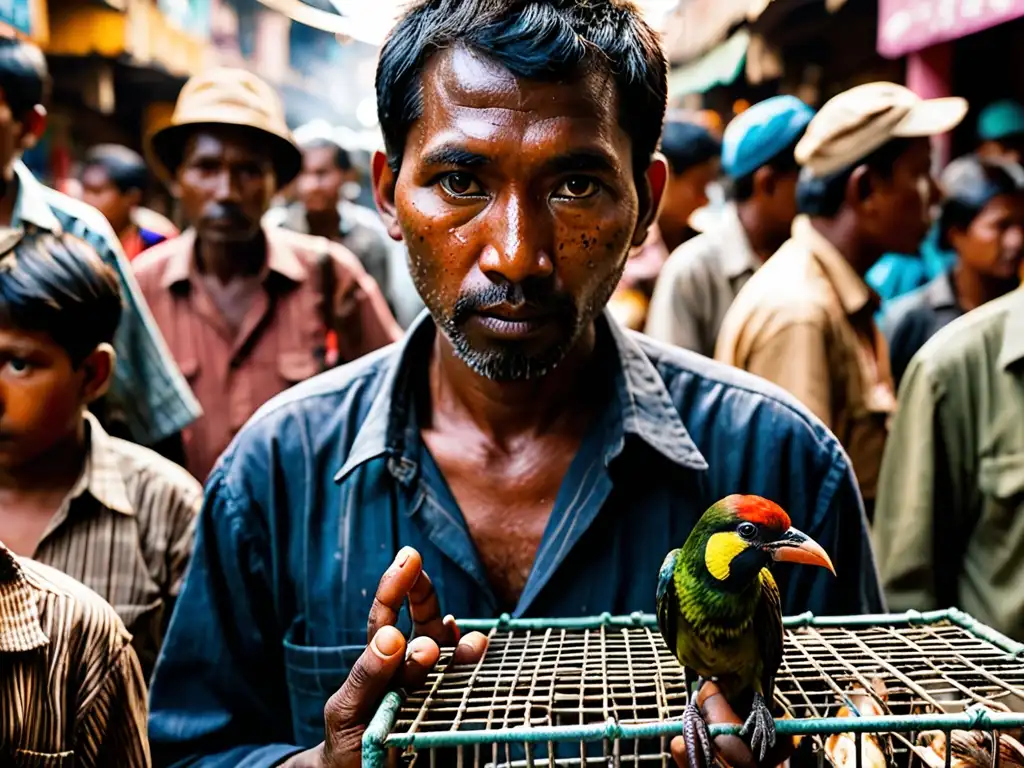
{"left": 325, "top": 625, "right": 406, "bottom": 731}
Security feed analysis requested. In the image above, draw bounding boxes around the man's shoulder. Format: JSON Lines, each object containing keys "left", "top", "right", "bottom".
{"left": 913, "top": 291, "right": 1018, "bottom": 377}
{"left": 269, "top": 227, "right": 370, "bottom": 279}
{"left": 632, "top": 331, "right": 842, "bottom": 455}
{"left": 661, "top": 232, "right": 721, "bottom": 282}
{"left": 131, "top": 234, "right": 184, "bottom": 283}
{"left": 104, "top": 432, "right": 204, "bottom": 513}
{"left": 880, "top": 282, "right": 934, "bottom": 336}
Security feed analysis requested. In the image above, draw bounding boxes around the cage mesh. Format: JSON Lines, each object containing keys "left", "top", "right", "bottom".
{"left": 385, "top": 617, "right": 1024, "bottom": 768}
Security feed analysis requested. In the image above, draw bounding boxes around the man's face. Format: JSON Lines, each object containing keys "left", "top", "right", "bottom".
{"left": 296, "top": 145, "right": 344, "bottom": 214}
{"left": 761, "top": 169, "right": 800, "bottom": 245}
{"left": 0, "top": 93, "right": 38, "bottom": 192}
{"left": 0, "top": 326, "right": 86, "bottom": 470}
{"left": 659, "top": 158, "right": 719, "bottom": 236}
{"left": 951, "top": 193, "right": 1024, "bottom": 281}
{"left": 977, "top": 138, "right": 1024, "bottom": 166}
{"left": 869, "top": 138, "right": 939, "bottom": 255}
{"left": 80, "top": 164, "right": 134, "bottom": 232}
{"left": 378, "top": 48, "right": 662, "bottom": 381}
{"left": 177, "top": 128, "right": 276, "bottom": 244}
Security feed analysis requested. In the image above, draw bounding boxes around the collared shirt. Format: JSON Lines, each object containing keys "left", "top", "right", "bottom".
{"left": 880, "top": 270, "right": 963, "bottom": 390}
{"left": 29, "top": 413, "right": 202, "bottom": 680}
{"left": 149, "top": 312, "right": 883, "bottom": 767}
{"left": 0, "top": 541, "right": 150, "bottom": 766}
{"left": 715, "top": 216, "right": 896, "bottom": 503}
{"left": 11, "top": 161, "right": 201, "bottom": 446}
{"left": 874, "top": 288, "right": 1024, "bottom": 640}
{"left": 645, "top": 202, "right": 761, "bottom": 356}
{"left": 133, "top": 225, "right": 401, "bottom": 481}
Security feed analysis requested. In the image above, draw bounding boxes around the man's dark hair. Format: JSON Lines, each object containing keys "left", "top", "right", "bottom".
{"left": 0, "top": 37, "right": 49, "bottom": 118}
{"left": 376, "top": 0, "right": 667, "bottom": 174}
{"left": 796, "top": 138, "right": 914, "bottom": 218}
{"left": 660, "top": 121, "right": 720, "bottom": 176}
{"left": 937, "top": 156, "right": 1024, "bottom": 249}
{"left": 726, "top": 135, "right": 802, "bottom": 202}
{"left": 298, "top": 136, "right": 353, "bottom": 171}
{"left": 0, "top": 232, "right": 122, "bottom": 367}
{"left": 82, "top": 144, "right": 149, "bottom": 196}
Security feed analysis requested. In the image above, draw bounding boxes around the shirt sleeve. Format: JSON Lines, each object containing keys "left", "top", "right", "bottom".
{"left": 745, "top": 321, "right": 833, "bottom": 428}
{"left": 873, "top": 356, "right": 963, "bottom": 614}
{"left": 89, "top": 225, "right": 202, "bottom": 446}
{"left": 148, "top": 472, "right": 307, "bottom": 768}
{"left": 80, "top": 642, "right": 152, "bottom": 768}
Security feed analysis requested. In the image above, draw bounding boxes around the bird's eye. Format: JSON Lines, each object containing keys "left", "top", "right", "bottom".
{"left": 737, "top": 522, "right": 757, "bottom": 540}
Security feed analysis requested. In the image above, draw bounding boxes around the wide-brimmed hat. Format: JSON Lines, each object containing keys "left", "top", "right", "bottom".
{"left": 146, "top": 68, "right": 302, "bottom": 188}
{"left": 795, "top": 82, "right": 967, "bottom": 178}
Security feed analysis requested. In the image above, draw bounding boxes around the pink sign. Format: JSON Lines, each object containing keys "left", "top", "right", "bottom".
{"left": 878, "top": 0, "right": 1024, "bottom": 57}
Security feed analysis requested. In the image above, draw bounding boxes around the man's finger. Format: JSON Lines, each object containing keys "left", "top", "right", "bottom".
{"left": 451, "top": 631, "right": 489, "bottom": 667}
{"left": 367, "top": 547, "right": 423, "bottom": 642}
{"left": 397, "top": 636, "right": 441, "bottom": 691}
{"left": 324, "top": 625, "right": 407, "bottom": 746}
{"left": 408, "top": 569, "right": 451, "bottom": 643}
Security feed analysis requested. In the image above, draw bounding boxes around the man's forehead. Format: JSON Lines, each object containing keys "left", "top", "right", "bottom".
{"left": 412, "top": 46, "right": 624, "bottom": 154}
{"left": 186, "top": 129, "right": 269, "bottom": 159}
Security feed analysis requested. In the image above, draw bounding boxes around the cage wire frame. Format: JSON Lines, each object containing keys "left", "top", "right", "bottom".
{"left": 363, "top": 609, "right": 1024, "bottom": 768}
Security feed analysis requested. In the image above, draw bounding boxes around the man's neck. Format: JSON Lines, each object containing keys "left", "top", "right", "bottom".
{"left": 306, "top": 206, "right": 341, "bottom": 240}
{"left": 808, "top": 215, "right": 881, "bottom": 277}
{"left": 426, "top": 324, "right": 600, "bottom": 446}
{"left": 0, "top": 420, "right": 87, "bottom": 495}
{"left": 736, "top": 201, "right": 785, "bottom": 264}
{"left": 953, "top": 263, "right": 1018, "bottom": 312}
{"left": 0, "top": 169, "right": 21, "bottom": 228}
{"left": 196, "top": 233, "right": 267, "bottom": 284}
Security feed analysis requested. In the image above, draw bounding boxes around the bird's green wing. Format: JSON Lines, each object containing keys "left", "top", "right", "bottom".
{"left": 656, "top": 549, "right": 681, "bottom": 655}
{"left": 754, "top": 568, "right": 784, "bottom": 705}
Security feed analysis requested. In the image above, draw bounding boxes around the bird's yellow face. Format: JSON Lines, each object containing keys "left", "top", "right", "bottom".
{"left": 702, "top": 518, "right": 835, "bottom": 583}
{"left": 704, "top": 531, "right": 751, "bottom": 581}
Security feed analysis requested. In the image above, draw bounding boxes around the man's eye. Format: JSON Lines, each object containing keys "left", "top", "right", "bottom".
{"left": 4, "top": 358, "right": 32, "bottom": 377}
{"left": 439, "top": 173, "right": 483, "bottom": 197}
{"left": 554, "top": 177, "right": 599, "bottom": 200}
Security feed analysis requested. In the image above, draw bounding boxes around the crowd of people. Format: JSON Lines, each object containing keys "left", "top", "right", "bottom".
{"left": 0, "top": 0, "right": 1022, "bottom": 764}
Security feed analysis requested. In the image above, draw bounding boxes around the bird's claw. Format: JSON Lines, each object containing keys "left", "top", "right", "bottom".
{"left": 683, "top": 701, "right": 715, "bottom": 768}
{"left": 738, "top": 693, "right": 776, "bottom": 763}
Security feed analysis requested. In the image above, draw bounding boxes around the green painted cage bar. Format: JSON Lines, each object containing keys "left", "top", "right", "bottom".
{"left": 361, "top": 609, "right": 1024, "bottom": 768}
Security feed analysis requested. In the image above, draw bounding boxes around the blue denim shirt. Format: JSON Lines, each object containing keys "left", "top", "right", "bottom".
{"left": 149, "top": 313, "right": 883, "bottom": 768}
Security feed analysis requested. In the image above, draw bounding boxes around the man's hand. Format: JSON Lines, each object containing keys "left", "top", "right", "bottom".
{"left": 670, "top": 682, "right": 796, "bottom": 768}
{"left": 283, "top": 547, "right": 488, "bottom": 768}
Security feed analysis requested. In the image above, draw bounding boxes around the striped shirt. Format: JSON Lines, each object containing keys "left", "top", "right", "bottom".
{"left": 0, "top": 541, "right": 151, "bottom": 766}
{"left": 31, "top": 414, "right": 202, "bottom": 680}
{"left": 11, "top": 160, "right": 202, "bottom": 446}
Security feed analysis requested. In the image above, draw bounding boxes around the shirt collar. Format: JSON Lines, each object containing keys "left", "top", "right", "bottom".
{"left": 12, "top": 161, "right": 63, "bottom": 233}
{"left": 64, "top": 413, "right": 134, "bottom": 516}
{"left": 162, "top": 225, "right": 309, "bottom": 290}
{"left": 716, "top": 203, "right": 761, "bottom": 280}
{"left": 999, "top": 288, "right": 1024, "bottom": 371}
{"left": 0, "top": 541, "right": 49, "bottom": 653}
{"left": 335, "top": 311, "right": 708, "bottom": 483}
{"left": 792, "top": 215, "right": 878, "bottom": 315}
{"left": 924, "top": 270, "right": 958, "bottom": 310}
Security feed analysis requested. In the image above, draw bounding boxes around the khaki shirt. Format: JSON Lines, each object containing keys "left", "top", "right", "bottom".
{"left": 874, "top": 289, "right": 1024, "bottom": 640}
{"left": 31, "top": 413, "right": 201, "bottom": 680}
{"left": 645, "top": 203, "right": 760, "bottom": 356}
{"left": 0, "top": 541, "right": 150, "bottom": 766}
{"left": 134, "top": 226, "right": 401, "bottom": 481}
{"left": 715, "top": 216, "right": 896, "bottom": 501}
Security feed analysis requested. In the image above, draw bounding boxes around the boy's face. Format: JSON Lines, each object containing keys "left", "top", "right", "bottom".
{"left": 0, "top": 326, "right": 102, "bottom": 469}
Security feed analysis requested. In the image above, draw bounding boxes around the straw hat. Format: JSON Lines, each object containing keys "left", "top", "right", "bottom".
{"left": 146, "top": 68, "right": 302, "bottom": 188}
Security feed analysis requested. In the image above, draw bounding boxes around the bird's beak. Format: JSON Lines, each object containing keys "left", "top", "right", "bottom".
{"left": 766, "top": 527, "right": 836, "bottom": 575}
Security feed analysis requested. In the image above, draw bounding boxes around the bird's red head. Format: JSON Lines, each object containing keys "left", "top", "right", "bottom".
{"left": 726, "top": 495, "right": 792, "bottom": 533}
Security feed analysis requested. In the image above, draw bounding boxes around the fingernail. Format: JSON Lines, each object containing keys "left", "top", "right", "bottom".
{"left": 394, "top": 547, "right": 414, "bottom": 569}
{"left": 372, "top": 625, "right": 404, "bottom": 658}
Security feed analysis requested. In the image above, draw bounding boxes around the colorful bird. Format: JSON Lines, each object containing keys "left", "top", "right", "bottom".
{"left": 656, "top": 495, "right": 836, "bottom": 768}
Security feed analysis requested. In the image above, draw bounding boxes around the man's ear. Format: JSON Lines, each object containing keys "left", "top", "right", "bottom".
{"left": 372, "top": 150, "right": 404, "bottom": 242}
{"left": 845, "top": 164, "right": 876, "bottom": 213}
{"left": 753, "top": 165, "right": 776, "bottom": 197}
{"left": 19, "top": 105, "right": 46, "bottom": 151}
{"left": 80, "top": 343, "right": 116, "bottom": 404}
{"left": 632, "top": 152, "right": 669, "bottom": 247}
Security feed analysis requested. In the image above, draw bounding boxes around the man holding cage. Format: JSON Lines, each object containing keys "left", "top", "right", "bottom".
{"left": 148, "top": 1, "right": 884, "bottom": 766}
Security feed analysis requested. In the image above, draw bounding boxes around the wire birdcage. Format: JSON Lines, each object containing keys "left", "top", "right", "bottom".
{"left": 362, "top": 610, "right": 1024, "bottom": 768}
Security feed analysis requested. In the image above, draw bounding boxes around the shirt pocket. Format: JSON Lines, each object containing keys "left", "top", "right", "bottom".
{"left": 978, "top": 453, "right": 1024, "bottom": 536}
{"left": 282, "top": 638, "right": 365, "bottom": 747}
{"left": 13, "top": 750, "right": 75, "bottom": 767}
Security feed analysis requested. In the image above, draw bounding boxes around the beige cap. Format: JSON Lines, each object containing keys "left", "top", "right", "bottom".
{"left": 795, "top": 82, "right": 968, "bottom": 178}
{"left": 146, "top": 68, "right": 301, "bottom": 188}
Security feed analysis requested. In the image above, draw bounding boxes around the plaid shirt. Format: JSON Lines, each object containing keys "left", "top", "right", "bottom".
{"left": 31, "top": 413, "right": 202, "bottom": 680}
{"left": 0, "top": 541, "right": 151, "bottom": 766}
{"left": 12, "top": 160, "right": 202, "bottom": 446}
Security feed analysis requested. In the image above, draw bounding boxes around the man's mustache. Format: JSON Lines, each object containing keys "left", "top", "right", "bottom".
{"left": 452, "top": 281, "right": 574, "bottom": 324}
{"left": 203, "top": 204, "right": 250, "bottom": 224}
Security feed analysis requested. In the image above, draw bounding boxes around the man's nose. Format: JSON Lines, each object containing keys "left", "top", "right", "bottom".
{"left": 212, "top": 169, "right": 242, "bottom": 202}
{"left": 478, "top": 193, "right": 554, "bottom": 284}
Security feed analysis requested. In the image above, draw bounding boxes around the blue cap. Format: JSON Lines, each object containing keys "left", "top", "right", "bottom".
{"left": 977, "top": 100, "right": 1024, "bottom": 142}
{"left": 721, "top": 95, "right": 815, "bottom": 179}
